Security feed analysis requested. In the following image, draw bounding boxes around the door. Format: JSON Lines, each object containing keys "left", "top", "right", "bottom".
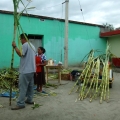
{"left": 29, "top": 39, "right": 42, "bottom": 51}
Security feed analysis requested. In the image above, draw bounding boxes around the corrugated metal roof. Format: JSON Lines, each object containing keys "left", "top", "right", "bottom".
{"left": 0, "top": 9, "right": 104, "bottom": 28}
{"left": 100, "top": 29, "right": 120, "bottom": 37}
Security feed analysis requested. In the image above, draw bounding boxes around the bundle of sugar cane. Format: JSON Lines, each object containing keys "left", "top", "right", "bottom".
{"left": 61, "top": 69, "right": 71, "bottom": 74}
{"left": 0, "top": 69, "right": 19, "bottom": 90}
{"left": 99, "top": 61, "right": 109, "bottom": 103}
{"left": 88, "top": 58, "right": 100, "bottom": 102}
{"left": 79, "top": 58, "right": 96, "bottom": 100}
{"left": 69, "top": 46, "right": 112, "bottom": 104}
{"left": 69, "top": 49, "right": 95, "bottom": 95}
{"left": 99, "top": 45, "right": 110, "bottom": 103}
{"left": 48, "top": 74, "right": 58, "bottom": 79}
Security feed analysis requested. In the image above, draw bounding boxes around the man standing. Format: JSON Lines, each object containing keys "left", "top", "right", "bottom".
{"left": 11, "top": 33, "right": 36, "bottom": 110}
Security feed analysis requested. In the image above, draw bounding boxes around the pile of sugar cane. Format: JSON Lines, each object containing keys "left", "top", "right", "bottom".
{"left": 69, "top": 47, "right": 113, "bottom": 104}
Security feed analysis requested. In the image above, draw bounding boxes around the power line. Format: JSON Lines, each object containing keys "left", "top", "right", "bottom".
{"left": 35, "top": 2, "right": 63, "bottom": 11}
{"left": 77, "top": 0, "right": 92, "bottom": 49}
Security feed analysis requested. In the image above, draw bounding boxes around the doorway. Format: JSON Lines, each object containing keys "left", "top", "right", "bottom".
{"left": 28, "top": 34, "right": 43, "bottom": 51}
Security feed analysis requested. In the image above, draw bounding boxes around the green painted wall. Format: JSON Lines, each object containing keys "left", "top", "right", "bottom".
{"left": 0, "top": 14, "right": 14, "bottom": 68}
{"left": 0, "top": 13, "right": 107, "bottom": 68}
{"left": 68, "top": 23, "right": 106, "bottom": 65}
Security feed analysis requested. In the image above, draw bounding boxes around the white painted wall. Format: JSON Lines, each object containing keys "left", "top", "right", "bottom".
{"left": 108, "top": 35, "right": 120, "bottom": 57}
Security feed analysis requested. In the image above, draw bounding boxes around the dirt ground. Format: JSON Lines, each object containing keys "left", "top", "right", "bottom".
{"left": 0, "top": 71, "right": 120, "bottom": 120}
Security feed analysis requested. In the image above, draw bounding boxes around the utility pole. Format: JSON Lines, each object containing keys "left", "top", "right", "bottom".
{"left": 64, "top": 0, "right": 69, "bottom": 69}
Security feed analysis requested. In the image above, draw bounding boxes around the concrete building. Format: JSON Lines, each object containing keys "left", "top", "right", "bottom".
{"left": 100, "top": 29, "right": 120, "bottom": 67}
{"left": 0, "top": 10, "right": 107, "bottom": 68}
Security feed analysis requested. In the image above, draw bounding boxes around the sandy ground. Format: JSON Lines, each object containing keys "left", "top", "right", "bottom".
{"left": 0, "top": 71, "right": 120, "bottom": 120}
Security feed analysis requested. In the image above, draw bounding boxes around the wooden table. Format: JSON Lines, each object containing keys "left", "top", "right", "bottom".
{"left": 45, "top": 65, "right": 63, "bottom": 83}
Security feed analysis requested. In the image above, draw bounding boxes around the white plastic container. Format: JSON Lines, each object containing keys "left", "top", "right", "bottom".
{"left": 48, "top": 59, "right": 53, "bottom": 65}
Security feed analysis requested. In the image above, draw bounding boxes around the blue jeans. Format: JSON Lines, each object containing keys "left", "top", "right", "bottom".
{"left": 17, "top": 73, "right": 34, "bottom": 107}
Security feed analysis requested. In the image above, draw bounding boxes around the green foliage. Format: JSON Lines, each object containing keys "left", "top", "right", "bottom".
{"left": 103, "top": 23, "right": 114, "bottom": 31}
{"left": 32, "top": 103, "right": 42, "bottom": 110}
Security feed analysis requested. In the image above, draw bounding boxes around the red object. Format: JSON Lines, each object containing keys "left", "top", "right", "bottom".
{"left": 35, "top": 56, "right": 42, "bottom": 72}
{"left": 100, "top": 29, "right": 120, "bottom": 37}
{"left": 112, "top": 58, "right": 120, "bottom": 67}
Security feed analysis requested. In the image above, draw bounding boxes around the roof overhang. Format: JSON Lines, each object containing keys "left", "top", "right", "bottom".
{"left": 100, "top": 29, "right": 120, "bottom": 38}
{"left": 0, "top": 9, "right": 104, "bottom": 28}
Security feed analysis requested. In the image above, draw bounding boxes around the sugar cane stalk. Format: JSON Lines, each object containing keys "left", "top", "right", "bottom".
{"left": 89, "top": 59, "right": 100, "bottom": 102}
{"left": 10, "top": 0, "right": 33, "bottom": 106}
{"left": 69, "top": 69, "right": 86, "bottom": 95}
{"left": 83, "top": 60, "right": 95, "bottom": 99}
{"left": 106, "top": 68, "right": 110, "bottom": 102}
{"left": 79, "top": 57, "right": 94, "bottom": 100}
{"left": 103, "top": 62, "right": 109, "bottom": 101}
{"left": 93, "top": 60, "right": 100, "bottom": 99}
{"left": 9, "top": 0, "right": 18, "bottom": 106}
{"left": 69, "top": 50, "right": 94, "bottom": 95}
{"left": 84, "top": 61, "right": 96, "bottom": 99}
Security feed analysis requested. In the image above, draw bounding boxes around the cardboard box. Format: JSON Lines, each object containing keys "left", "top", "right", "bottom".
{"left": 61, "top": 73, "right": 70, "bottom": 80}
